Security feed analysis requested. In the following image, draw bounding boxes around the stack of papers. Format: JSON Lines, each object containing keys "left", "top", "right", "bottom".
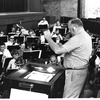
{"left": 10, "top": 88, "right": 48, "bottom": 99}
{"left": 24, "top": 71, "right": 55, "bottom": 82}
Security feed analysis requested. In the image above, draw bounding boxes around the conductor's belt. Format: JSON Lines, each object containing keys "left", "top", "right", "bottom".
{"left": 65, "top": 67, "right": 88, "bottom": 70}
{"left": 65, "top": 64, "right": 89, "bottom": 70}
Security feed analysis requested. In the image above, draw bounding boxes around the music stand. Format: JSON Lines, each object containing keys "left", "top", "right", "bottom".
{"left": 8, "top": 32, "right": 16, "bottom": 38}
{"left": 41, "top": 46, "right": 55, "bottom": 60}
{"left": 38, "top": 25, "right": 48, "bottom": 30}
{"left": 23, "top": 50, "right": 42, "bottom": 61}
{"left": 0, "top": 36, "right": 8, "bottom": 43}
{"left": 59, "top": 28, "right": 65, "bottom": 36}
{"left": 0, "top": 54, "right": 2, "bottom": 61}
{"left": 7, "top": 45, "right": 20, "bottom": 52}
{"left": 96, "top": 52, "right": 100, "bottom": 58}
{"left": 14, "top": 36, "right": 24, "bottom": 44}
{"left": 26, "top": 37, "right": 40, "bottom": 45}
{"left": 2, "top": 57, "right": 13, "bottom": 72}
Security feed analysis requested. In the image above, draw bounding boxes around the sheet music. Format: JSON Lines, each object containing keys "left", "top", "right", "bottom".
{"left": 24, "top": 71, "right": 55, "bottom": 82}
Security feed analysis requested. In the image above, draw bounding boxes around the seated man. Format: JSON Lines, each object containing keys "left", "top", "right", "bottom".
{"left": 5, "top": 36, "right": 18, "bottom": 48}
{"left": 38, "top": 17, "right": 49, "bottom": 28}
{"left": 51, "top": 20, "right": 62, "bottom": 35}
{"left": 28, "top": 29, "right": 36, "bottom": 38}
{"left": 0, "top": 42, "right": 12, "bottom": 68}
{"left": 52, "top": 29, "right": 63, "bottom": 43}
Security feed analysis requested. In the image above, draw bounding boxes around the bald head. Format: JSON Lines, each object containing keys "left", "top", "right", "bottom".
{"left": 68, "top": 18, "right": 83, "bottom": 27}
{"left": 68, "top": 18, "right": 84, "bottom": 36}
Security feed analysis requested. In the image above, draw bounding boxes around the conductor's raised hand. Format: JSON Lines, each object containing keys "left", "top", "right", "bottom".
{"left": 43, "top": 29, "right": 52, "bottom": 39}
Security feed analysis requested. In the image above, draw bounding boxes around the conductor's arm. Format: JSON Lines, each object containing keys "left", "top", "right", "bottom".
{"left": 43, "top": 30, "right": 67, "bottom": 54}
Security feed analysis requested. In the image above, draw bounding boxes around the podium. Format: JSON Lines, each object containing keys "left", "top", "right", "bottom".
{"left": 3, "top": 62, "right": 65, "bottom": 98}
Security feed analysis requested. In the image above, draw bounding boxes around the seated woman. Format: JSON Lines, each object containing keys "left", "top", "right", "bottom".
{"left": 6, "top": 49, "right": 20, "bottom": 71}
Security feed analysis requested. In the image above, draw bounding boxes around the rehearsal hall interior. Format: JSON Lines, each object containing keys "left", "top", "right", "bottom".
{"left": 0, "top": 0, "right": 100, "bottom": 99}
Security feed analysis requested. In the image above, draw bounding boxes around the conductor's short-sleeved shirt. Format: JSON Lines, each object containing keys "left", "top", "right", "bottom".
{"left": 62, "top": 31, "right": 92, "bottom": 69}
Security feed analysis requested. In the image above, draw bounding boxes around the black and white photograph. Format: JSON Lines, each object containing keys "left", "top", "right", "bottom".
{"left": 0, "top": 0, "right": 100, "bottom": 99}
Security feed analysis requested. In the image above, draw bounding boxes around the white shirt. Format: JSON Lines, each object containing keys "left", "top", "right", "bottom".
{"left": 63, "top": 31, "right": 92, "bottom": 69}
{"left": 0, "top": 49, "right": 12, "bottom": 68}
{"left": 5, "top": 41, "right": 13, "bottom": 47}
{"left": 52, "top": 24, "right": 61, "bottom": 35}
{"left": 7, "top": 59, "right": 19, "bottom": 70}
{"left": 40, "top": 35, "right": 45, "bottom": 44}
{"left": 0, "top": 49, "right": 12, "bottom": 58}
{"left": 95, "top": 55, "right": 100, "bottom": 68}
{"left": 38, "top": 20, "right": 49, "bottom": 26}
{"left": 5, "top": 41, "right": 19, "bottom": 48}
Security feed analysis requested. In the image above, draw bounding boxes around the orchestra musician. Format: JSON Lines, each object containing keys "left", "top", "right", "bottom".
{"left": 51, "top": 20, "right": 62, "bottom": 35}
{"left": 38, "top": 17, "right": 49, "bottom": 28}
{"left": 6, "top": 49, "right": 20, "bottom": 71}
{"left": 52, "top": 29, "right": 63, "bottom": 43}
{"left": 5, "top": 36, "right": 18, "bottom": 48}
{"left": 0, "top": 42, "right": 12, "bottom": 68}
{"left": 28, "top": 29, "right": 36, "bottom": 38}
{"left": 0, "top": 31, "right": 5, "bottom": 36}
{"left": 18, "top": 43, "right": 26, "bottom": 58}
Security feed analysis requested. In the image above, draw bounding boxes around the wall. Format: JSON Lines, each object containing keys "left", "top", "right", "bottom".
{"left": 43, "top": 0, "right": 100, "bottom": 19}
{"left": 61, "top": 0, "right": 78, "bottom": 17}
{"left": 42, "top": 0, "right": 78, "bottom": 20}
{"left": 43, "top": 0, "right": 61, "bottom": 20}
{"left": 28, "top": 0, "right": 42, "bottom": 12}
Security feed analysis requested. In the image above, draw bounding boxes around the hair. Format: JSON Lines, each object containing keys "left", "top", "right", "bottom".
{"left": 11, "top": 49, "right": 19, "bottom": 56}
{"left": 69, "top": 18, "right": 83, "bottom": 27}
{"left": 0, "top": 42, "right": 5, "bottom": 46}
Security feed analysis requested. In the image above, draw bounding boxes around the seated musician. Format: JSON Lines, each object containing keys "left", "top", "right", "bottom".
{"left": 5, "top": 36, "right": 18, "bottom": 48}
{"left": 8, "top": 27, "right": 16, "bottom": 35}
{"left": 28, "top": 29, "right": 36, "bottom": 38}
{"left": 0, "top": 42, "right": 12, "bottom": 67}
{"left": 21, "top": 28, "right": 29, "bottom": 35}
{"left": 11, "top": 27, "right": 16, "bottom": 33}
{"left": 6, "top": 49, "right": 20, "bottom": 71}
{"left": 18, "top": 43, "right": 26, "bottom": 58}
{"left": 40, "top": 33, "right": 45, "bottom": 44}
{"left": 52, "top": 29, "right": 63, "bottom": 43}
{"left": 48, "top": 55, "right": 59, "bottom": 66}
{"left": 38, "top": 17, "right": 49, "bottom": 28}
{"left": 51, "top": 20, "right": 62, "bottom": 35}
{"left": 0, "top": 31, "right": 5, "bottom": 36}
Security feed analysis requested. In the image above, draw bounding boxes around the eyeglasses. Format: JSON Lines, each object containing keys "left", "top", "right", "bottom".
{"left": 10, "top": 38, "right": 14, "bottom": 39}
